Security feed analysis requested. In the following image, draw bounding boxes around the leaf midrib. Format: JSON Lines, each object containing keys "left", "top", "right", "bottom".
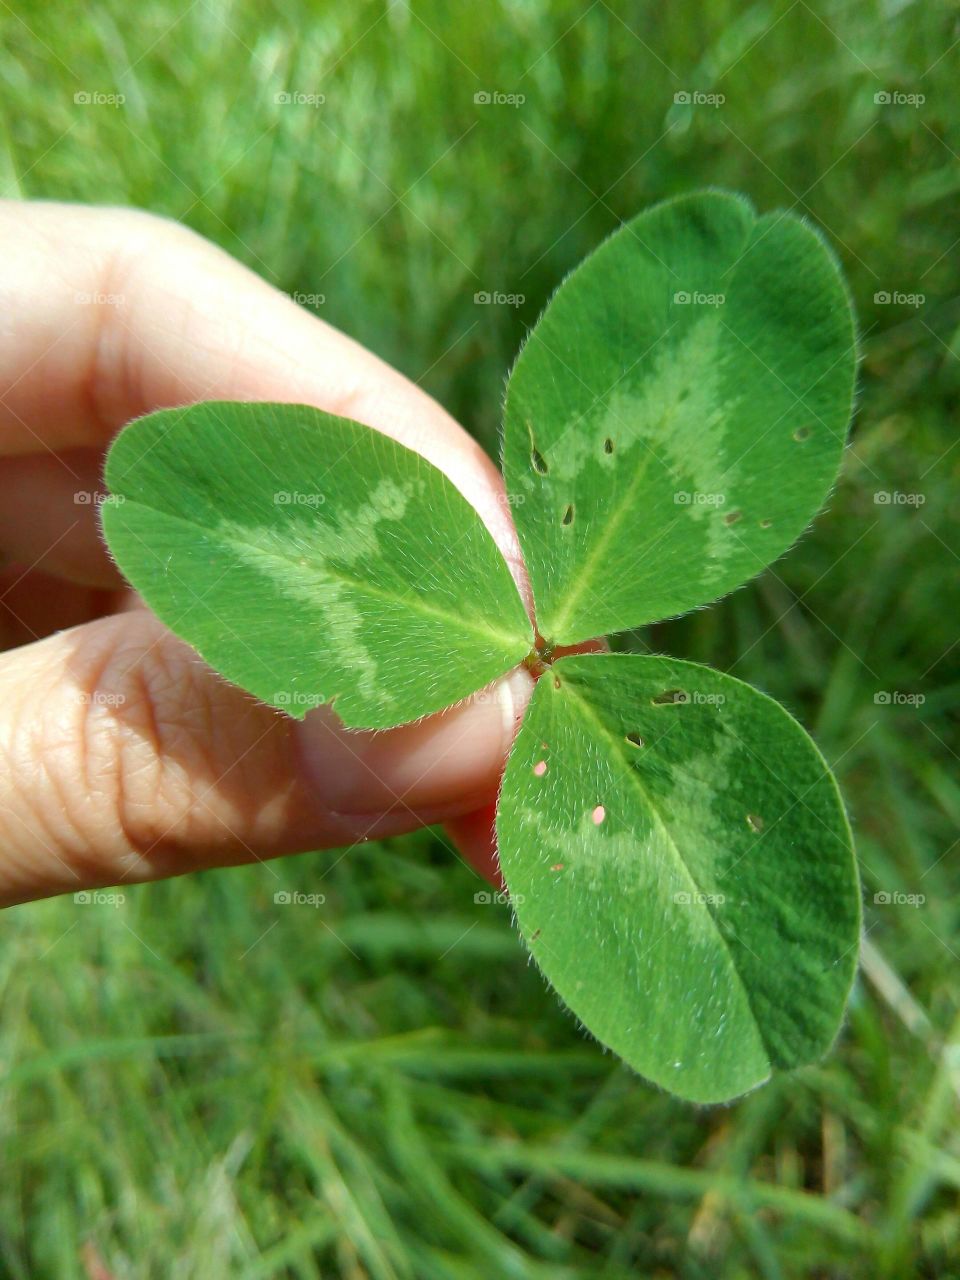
{"left": 545, "top": 439, "right": 656, "bottom": 640}
{"left": 557, "top": 670, "right": 773, "bottom": 1070}
{"left": 116, "top": 496, "right": 532, "bottom": 655}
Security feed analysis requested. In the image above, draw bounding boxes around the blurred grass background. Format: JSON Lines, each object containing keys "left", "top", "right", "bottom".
{"left": 1, "top": 0, "right": 958, "bottom": 1276}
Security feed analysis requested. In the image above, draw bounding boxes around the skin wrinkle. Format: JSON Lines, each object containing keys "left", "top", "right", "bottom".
{"left": 97, "top": 628, "right": 278, "bottom": 861}
{"left": 110, "top": 652, "right": 196, "bottom": 860}
{"left": 50, "top": 621, "right": 160, "bottom": 876}
{"left": 82, "top": 242, "right": 139, "bottom": 440}
{"left": 7, "top": 616, "right": 234, "bottom": 885}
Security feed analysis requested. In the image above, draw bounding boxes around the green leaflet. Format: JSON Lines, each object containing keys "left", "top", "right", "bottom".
{"left": 502, "top": 190, "right": 857, "bottom": 645}
{"left": 101, "top": 401, "right": 532, "bottom": 728}
{"left": 495, "top": 653, "right": 861, "bottom": 1104}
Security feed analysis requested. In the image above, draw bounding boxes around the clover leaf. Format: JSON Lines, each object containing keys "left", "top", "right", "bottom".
{"left": 101, "top": 191, "right": 861, "bottom": 1103}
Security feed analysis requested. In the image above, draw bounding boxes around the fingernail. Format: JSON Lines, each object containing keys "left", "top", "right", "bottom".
{"left": 295, "top": 665, "right": 534, "bottom": 822}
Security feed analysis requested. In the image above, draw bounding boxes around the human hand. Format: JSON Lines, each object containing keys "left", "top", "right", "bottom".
{"left": 0, "top": 202, "right": 537, "bottom": 906}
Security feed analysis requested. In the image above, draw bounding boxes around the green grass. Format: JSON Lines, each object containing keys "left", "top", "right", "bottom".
{"left": 1, "top": 1, "right": 958, "bottom": 1275}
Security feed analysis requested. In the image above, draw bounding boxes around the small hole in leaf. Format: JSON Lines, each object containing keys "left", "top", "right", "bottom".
{"left": 793, "top": 425, "right": 811, "bottom": 442}
{"left": 626, "top": 732, "right": 644, "bottom": 748}
{"left": 592, "top": 805, "right": 606, "bottom": 825}
{"left": 759, "top": 517, "right": 773, "bottom": 529}
{"left": 603, "top": 437, "right": 614, "bottom": 454}
{"left": 554, "top": 676, "right": 562, "bottom": 690}
{"left": 746, "top": 813, "right": 765, "bottom": 833}
{"left": 531, "top": 447, "right": 548, "bottom": 475}
{"left": 723, "top": 510, "right": 743, "bottom": 526}
{"left": 561, "top": 504, "right": 574, "bottom": 526}
{"left": 651, "top": 689, "right": 689, "bottom": 706}
{"left": 550, "top": 862, "right": 565, "bottom": 872}
{"left": 533, "top": 760, "right": 548, "bottom": 777}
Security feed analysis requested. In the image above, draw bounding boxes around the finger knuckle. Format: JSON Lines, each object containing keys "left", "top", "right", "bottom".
{"left": 54, "top": 617, "right": 242, "bottom": 865}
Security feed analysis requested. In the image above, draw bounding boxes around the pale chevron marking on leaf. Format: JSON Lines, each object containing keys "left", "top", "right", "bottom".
{"left": 557, "top": 676, "right": 759, "bottom": 1013}
{"left": 546, "top": 316, "right": 740, "bottom": 638}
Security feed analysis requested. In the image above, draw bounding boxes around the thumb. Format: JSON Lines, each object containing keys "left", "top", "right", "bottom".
{"left": 0, "top": 610, "right": 534, "bottom": 907}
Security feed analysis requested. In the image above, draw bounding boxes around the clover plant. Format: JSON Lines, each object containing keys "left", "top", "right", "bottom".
{"left": 101, "top": 191, "right": 861, "bottom": 1103}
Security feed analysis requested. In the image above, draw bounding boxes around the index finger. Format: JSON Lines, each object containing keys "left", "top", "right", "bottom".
{"left": 0, "top": 201, "right": 529, "bottom": 599}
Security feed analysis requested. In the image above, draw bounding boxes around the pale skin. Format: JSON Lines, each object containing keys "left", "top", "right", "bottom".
{"left": 0, "top": 202, "right": 549, "bottom": 907}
